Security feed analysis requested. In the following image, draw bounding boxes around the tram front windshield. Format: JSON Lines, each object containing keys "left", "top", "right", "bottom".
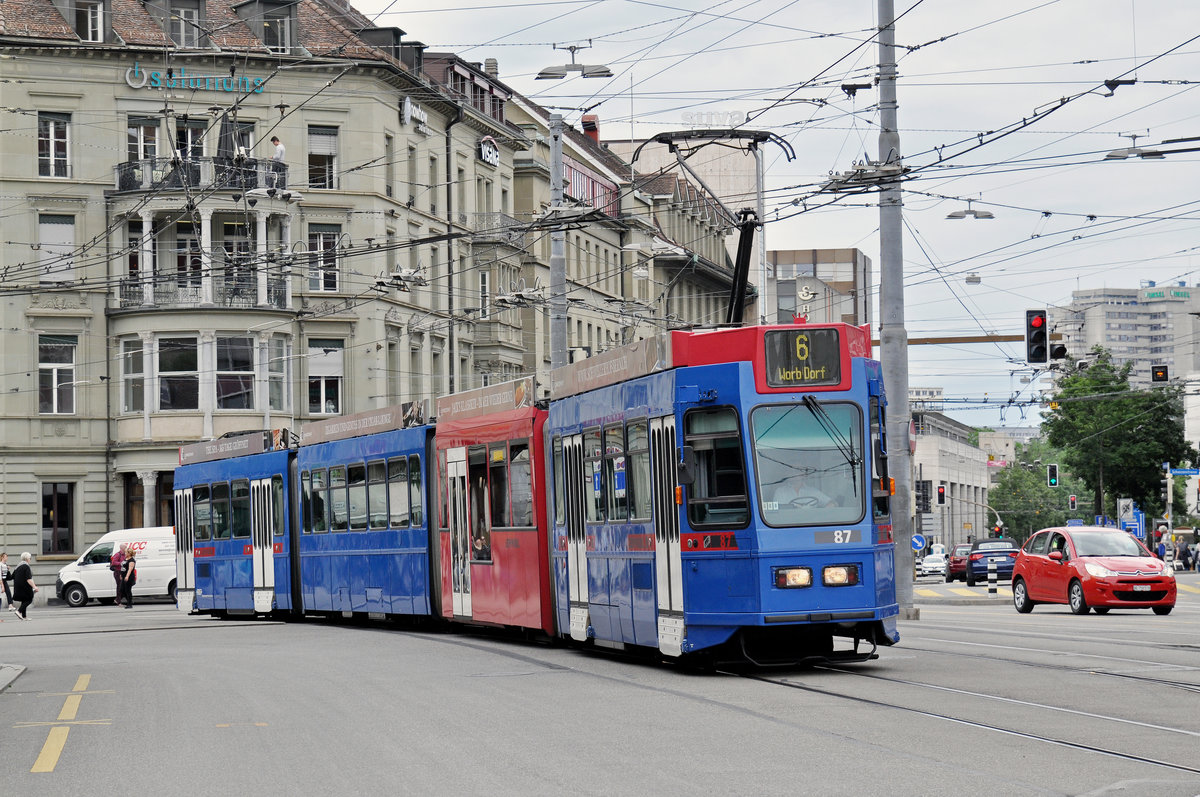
{"left": 752, "top": 402, "right": 865, "bottom": 527}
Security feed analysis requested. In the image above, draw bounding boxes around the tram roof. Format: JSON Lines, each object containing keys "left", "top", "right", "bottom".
{"left": 549, "top": 322, "right": 871, "bottom": 400}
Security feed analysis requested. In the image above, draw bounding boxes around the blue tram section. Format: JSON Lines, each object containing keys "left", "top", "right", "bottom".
{"left": 295, "top": 421, "right": 433, "bottom": 617}
{"left": 174, "top": 438, "right": 294, "bottom": 615}
{"left": 546, "top": 325, "right": 899, "bottom": 661}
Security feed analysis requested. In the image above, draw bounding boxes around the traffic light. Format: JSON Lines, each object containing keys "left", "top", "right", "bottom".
{"left": 916, "top": 480, "right": 932, "bottom": 513}
{"left": 1068, "top": 494, "right": 1077, "bottom": 511}
{"left": 936, "top": 484, "right": 947, "bottom": 505}
{"left": 1162, "top": 478, "right": 1171, "bottom": 506}
{"left": 1151, "top": 365, "right": 1168, "bottom": 382}
{"left": 1046, "top": 464, "right": 1058, "bottom": 487}
{"left": 1024, "top": 309, "right": 1048, "bottom": 364}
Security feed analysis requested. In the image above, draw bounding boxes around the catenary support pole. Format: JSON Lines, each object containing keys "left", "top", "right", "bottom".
{"left": 549, "top": 114, "right": 567, "bottom": 374}
{"left": 877, "top": 0, "right": 917, "bottom": 619}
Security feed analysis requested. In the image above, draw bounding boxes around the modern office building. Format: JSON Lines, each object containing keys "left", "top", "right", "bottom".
{"left": 1054, "top": 283, "right": 1200, "bottom": 386}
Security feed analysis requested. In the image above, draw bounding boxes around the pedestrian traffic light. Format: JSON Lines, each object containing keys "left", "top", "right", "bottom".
{"left": 1046, "top": 463, "right": 1058, "bottom": 487}
{"left": 1162, "top": 477, "right": 1171, "bottom": 506}
{"left": 936, "top": 484, "right": 946, "bottom": 505}
{"left": 1068, "top": 494, "right": 1077, "bottom": 511}
{"left": 1151, "top": 365, "right": 1168, "bottom": 382}
{"left": 1024, "top": 309, "right": 1048, "bottom": 364}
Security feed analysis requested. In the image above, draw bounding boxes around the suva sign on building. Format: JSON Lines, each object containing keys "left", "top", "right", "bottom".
{"left": 125, "top": 63, "right": 265, "bottom": 94}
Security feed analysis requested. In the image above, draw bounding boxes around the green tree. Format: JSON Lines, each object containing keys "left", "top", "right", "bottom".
{"left": 1040, "top": 348, "right": 1195, "bottom": 517}
{"left": 989, "top": 439, "right": 1088, "bottom": 542}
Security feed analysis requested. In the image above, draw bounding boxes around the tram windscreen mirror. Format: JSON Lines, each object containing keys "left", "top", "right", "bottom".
{"left": 763, "top": 329, "right": 841, "bottom": 388}
{"left": 676, "top": 446, "right": 696, "bottom": 486}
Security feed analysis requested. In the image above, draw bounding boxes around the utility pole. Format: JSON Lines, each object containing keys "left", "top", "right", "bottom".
{"left": 876, "top": 0, "right": 917, "bottom": 618}
{"left": 549, "top": 114, "right": 567, "bottom": 373}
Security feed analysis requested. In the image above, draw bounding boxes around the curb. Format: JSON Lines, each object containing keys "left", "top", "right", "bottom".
{"left": 0, "top": 664, "right": 25, "bottom": 693}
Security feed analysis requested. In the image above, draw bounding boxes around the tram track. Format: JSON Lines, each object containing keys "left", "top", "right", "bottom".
{"left": 894, "top": 639, "right": 1200, "bottom": 695}
{"left": 737, "top": 669, "right": 1200, "bottom": 776}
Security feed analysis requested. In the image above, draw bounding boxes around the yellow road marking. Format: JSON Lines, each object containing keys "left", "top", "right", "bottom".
{"left": 31, "top": 727, "right": 68, "bottom": 773}
{"left": 215, "top": 723, "right": 269, "bottom": 728}
{"left": 16, "top": 720, "right": 111, "bottom": 728}
{"left": 57, "top": 694, "right": 82, "bottom": 721}
{"left": 948, "top": 588, "right": 976, "bottom": 597}
{"left": 71, "top": 674, "right": 90, "bottom": 692}
{"left": 914, "top": 588, "right": 940, "bottom": 597}
{"left": 1176, "top": 583, "right": 1200, "bottom": 594}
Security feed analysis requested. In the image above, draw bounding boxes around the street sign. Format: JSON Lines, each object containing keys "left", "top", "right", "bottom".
{"left": 1066, "top": 519, "right": 1084, "bottom": 526}
{"left": 1170, "top": 468, "right": 1200, "bottom": 476}
{"left": 911, "top": 533, "right": 926, "bottom": 551}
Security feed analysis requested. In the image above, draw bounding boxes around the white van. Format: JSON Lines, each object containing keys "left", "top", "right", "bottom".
{"left": 55, "top": 526, "right": 177, "bottom": 607}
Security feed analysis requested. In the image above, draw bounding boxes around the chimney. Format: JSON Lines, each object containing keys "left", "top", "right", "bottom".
{"left": 582, "top": 114, "right": 599, "bottom": 143}
{"left": 484, "top": 58, "right": 499, "bottom": 78}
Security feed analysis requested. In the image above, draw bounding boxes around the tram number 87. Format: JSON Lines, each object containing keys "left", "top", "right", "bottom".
{"left": 815, "top": 529, "right": 861, "bottom": 544}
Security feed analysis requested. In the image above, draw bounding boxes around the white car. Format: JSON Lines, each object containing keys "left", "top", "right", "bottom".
{"left": 920, "top": 553, "right": 947, "bottom": 576}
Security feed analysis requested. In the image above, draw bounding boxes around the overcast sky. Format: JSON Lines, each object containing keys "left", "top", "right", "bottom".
{"left": 359, "top": 0, "right": 1199, "bottom": 429}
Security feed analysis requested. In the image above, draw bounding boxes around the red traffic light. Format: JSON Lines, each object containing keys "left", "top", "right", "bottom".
{"left": 1029, "top": 314, "right": 1044, "bottom": 328}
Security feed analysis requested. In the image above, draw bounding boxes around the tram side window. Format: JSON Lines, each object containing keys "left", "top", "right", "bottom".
{"left": 552, "top": 436, "right": 565, "bottom": 526}
{"left": 231, "top": 478, "right": 251, "bottom": 538}
{"left": 388, "top": 457, "right": 410, "bottom": 527}
{"left": 329, "top": 466, "right": 348, "bottom": 531}
{"left": 211, "top": 481, "right": 231, "bottom": 539}
{"left": 272, "top": 475, "right": 285, "bottom": 537}
{"left": 684, "top": 408, "right": 749, "bottom": 527}
{"left": 367, "top": 460, "right": 387, "bottom": 529}
{"left": 627, "top": 421, "right": 652, "bottom": 521}
{"left": 193, "top": 484, "right": 212, "bottom": 541}
{"left": 310, "top": 468, "right": 329, "bottom": 533}
{"left": 869, "top": 396, "right": 890, "bottom": 520}
{"left": 489, "top": 443, "right": 509, "bottom": 527}
{"left": 583, "top": 428, "right": 604, "bottom": 523}
{"left": 301, "top": 472, "right": 312, "bottom": 533}
{"left": 604, "top": 424, "right": 627, "bottom": 521}
{"left": 436, "top": 450, "right": 447, "bottom": 531}
{"left": 511, "top": 441, "right": 533, "bottom": 527}
{"left": 409, "top": 454, "right": 424, "bottom": 526}
{"left": 347, "top": 463, "right": 367, "bottom": 531}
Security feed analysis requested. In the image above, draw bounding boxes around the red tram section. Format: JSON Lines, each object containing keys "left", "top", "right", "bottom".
{"left": 434, "top": 376, "right": 553, "bottom": 634}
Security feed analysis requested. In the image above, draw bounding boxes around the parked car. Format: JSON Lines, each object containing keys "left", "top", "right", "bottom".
{"left": 1011, "top": 526, "right": 1176, "bottom": 615}
{"left": 966, "top": 538, "right": 1019, "bottom": 586}
{"left": 920, "top": 553, "right": 947, "bottom": 577}
{"left": 945, "top": 543, "right": 971, "bottom": 583}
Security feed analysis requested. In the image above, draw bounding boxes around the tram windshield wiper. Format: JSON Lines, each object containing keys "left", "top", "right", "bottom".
{"left": 801, "top": 396, "right": 860, "bottom": 490}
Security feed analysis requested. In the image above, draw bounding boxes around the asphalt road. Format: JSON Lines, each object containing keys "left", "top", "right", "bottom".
{"left": 2, "top": 579, "right": 1198, "bottom": 796}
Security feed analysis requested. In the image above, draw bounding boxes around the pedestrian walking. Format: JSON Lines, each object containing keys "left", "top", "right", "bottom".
{"left": 0, "top": 552, "right": 11, "bottom": 610}
{"left": 121, "top": 548, "right": 137, "bottom": 609}
{"left": 10, "top": 552, "right": 38, "bottom": 620}
{"left": 110, "top": 542, "right": 128, "bottom": 605}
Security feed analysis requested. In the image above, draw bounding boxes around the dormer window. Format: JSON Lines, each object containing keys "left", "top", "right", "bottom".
{"left": 232, "top": 0, "right": 296, "bottom": 54}
{"left": 170, "top": 0, "right": 201, "bottom": 47}
{"left": 75, "top": 0, "right": 103, "bottom": 41}
{"left": 263, "top": 8, "right": 291, "bottom": 53}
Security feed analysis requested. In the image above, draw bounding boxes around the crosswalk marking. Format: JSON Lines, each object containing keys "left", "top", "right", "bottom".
{"left": 1176, "top": 582, "right": 1200, "bottom": 594}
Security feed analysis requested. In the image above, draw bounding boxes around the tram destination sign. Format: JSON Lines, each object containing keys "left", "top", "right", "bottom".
{"left": 763, "top": 328, "right": 841, "bottom": 388}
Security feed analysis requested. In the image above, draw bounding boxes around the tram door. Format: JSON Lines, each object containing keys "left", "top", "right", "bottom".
{"left": 250, "top": 477, "right": 277, "bottom": 614}
{"left": 650, "top": 416, "right": 685, "bottom": 656}
{"left": 446, "top": 447, "right": 471, "bottom": 617}
{"left": 173, "top": 489, "right": 195, "bottom": 614}
{"left": 563, "top": 434, "right": 590, "bottom": 642}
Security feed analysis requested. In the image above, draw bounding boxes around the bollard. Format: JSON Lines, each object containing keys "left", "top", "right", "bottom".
{"left": 987, "top": 558, "right": 997, "bottom": 595}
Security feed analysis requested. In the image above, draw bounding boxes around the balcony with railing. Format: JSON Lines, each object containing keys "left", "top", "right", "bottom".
{"left": 470, "top": 212, "right": 526, "bottom": 247}
{"left": 113, "top": 157, "right": 288, "bottom": 193}
{"left": 117, "top": 249, "right": 289, "bottom": 310}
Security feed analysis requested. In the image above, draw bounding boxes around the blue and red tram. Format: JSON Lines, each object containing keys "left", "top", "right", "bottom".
{"left": 546, "top": 323, "right": 898, "bottom": 661}
{"left": 173, "top": 321, "right": 898, "bottom": 663}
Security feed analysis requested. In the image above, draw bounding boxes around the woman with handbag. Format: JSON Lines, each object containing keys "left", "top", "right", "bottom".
{"left": 120, "top": 548, "right": 137, "bottom": 609}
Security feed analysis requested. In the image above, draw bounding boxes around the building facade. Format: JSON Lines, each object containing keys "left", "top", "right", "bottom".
{"left": 0, "top": 3, "right": 734, "bottom": 583}
{"left": 911, "top": 411, "right": 991, "bottom": 549}
{"left": 1054, "top": 283, "right": 1200, "bottom": 386}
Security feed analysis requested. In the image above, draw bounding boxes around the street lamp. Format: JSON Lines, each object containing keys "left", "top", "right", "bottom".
{"left": 541, "top": 52, "right": 612, "bottom": 375}
{"left": 946, "top": 199, "right": 995, "bottom": 220}
{"left": 1104, "top": 132, "right": 1165, "bottom": 160}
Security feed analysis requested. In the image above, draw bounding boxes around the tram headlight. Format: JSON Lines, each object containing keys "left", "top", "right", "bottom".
{"left": 823, "top": 565, "right": 859, "bottom": 587}
{"left": 774, "top": 567, "right": 812, "bottom": 589}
